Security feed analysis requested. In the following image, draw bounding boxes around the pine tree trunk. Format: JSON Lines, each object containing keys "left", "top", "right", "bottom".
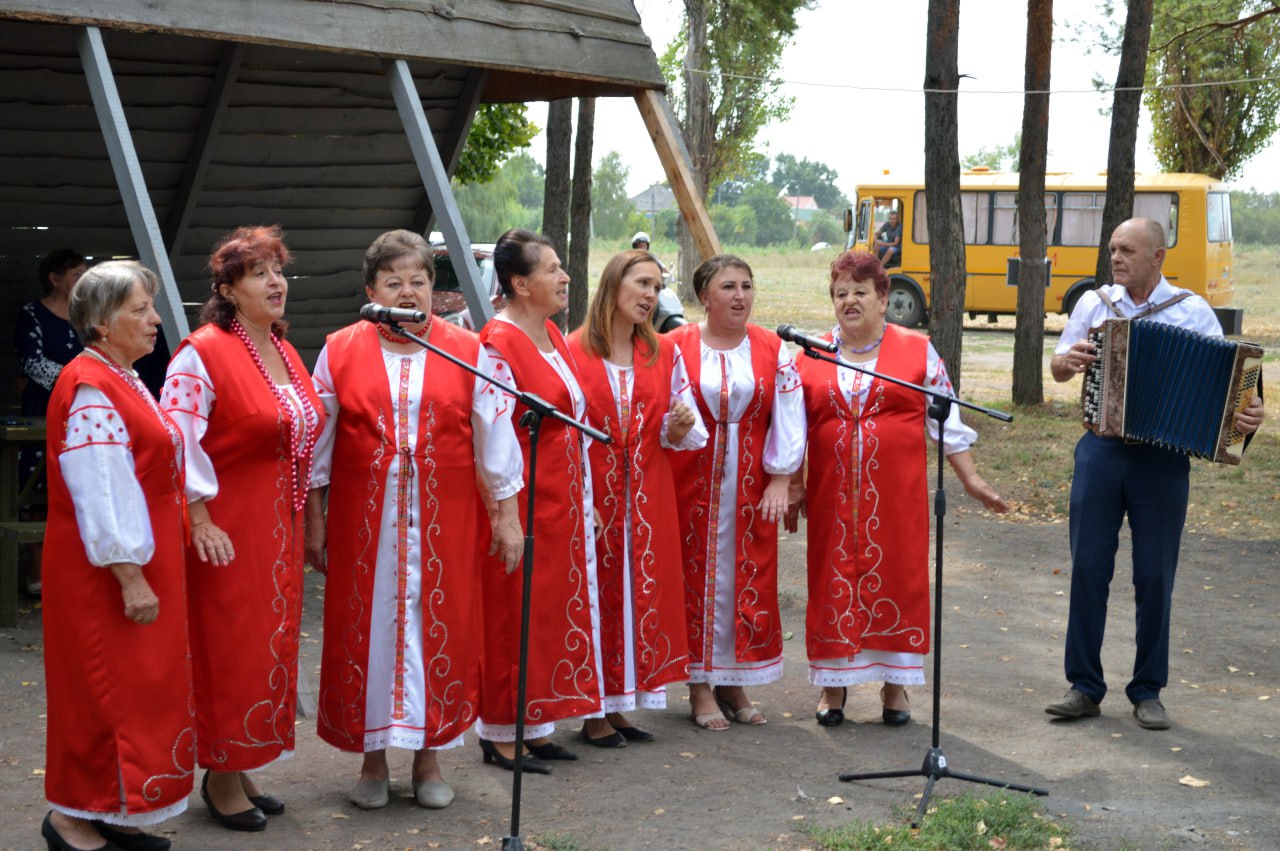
{"left": 1095, "top": 0, "right": 1153, "bottom": 287}
{"left": 924, "top": 0, "right": 966, "bottom": 392}
{"left": 1012, "top": 0, "right": 1053, "bottom": 406}
{"left": 543, "top": 98, "right": 572, "bottom": 329}
{"left": 567, "top": 97, "right": 595, "bottom": 332}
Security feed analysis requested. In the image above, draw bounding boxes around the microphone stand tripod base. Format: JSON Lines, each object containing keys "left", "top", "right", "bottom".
{"left": 839, "top": 747, "right": 1048, "bottom": 829}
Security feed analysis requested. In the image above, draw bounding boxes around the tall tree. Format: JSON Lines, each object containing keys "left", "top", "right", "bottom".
{"left": 924, "top": 0, "right": 967, "bottom": 391}
{"left": 770, "top": 154, "right": 849, "bottom": 210}
{"left": 664, "top": 0, "right": 812, "bottom": 297}
{"left": 1013, "top": 0, "right": 1053, "bottom": 406}
{"left": 592, "top": 152, "right": 633, "bottom": 240}
{"left": 567, "top": 98, "right": 595, "bottom": 331}
{"left": 543, "top": 98, "right": 572, "bottom": 328}
{"left": 1095, "top": 0, "right": 1154, "bottom": 288}
{"left": 1146, "top": 0, "right": 1280, "bottom": 179}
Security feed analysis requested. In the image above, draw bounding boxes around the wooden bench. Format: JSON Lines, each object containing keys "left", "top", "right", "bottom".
{"left": 0, "top": 520, "right": 44, "bottom": 627}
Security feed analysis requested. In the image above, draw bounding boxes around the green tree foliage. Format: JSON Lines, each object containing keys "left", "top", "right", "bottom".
{"left": 770, "top": 154, "right": 850, "bottom": 210}
{"left": 451, "top": 154, "right": 542, "bottom": 241}
{"left": 591, "top": 152, "right": 633, "bottom": 240}
{"left": 1232, "top": 188, "right": 1280, "bottom": 243}
{"left": 453, "top": 104, "right": 539, "bottom": 185}
{"left": 1145, "top": 1, "right": 1280, "bottom": 179}
{"left": 504, "top": 153, "right": 546, "bottom": 208}
{"left": 660, "top": 1, "right": 812, "bottom": 191}
{"left": 961, "top": 132, "right": 1023, "bottom": 172}
{"left": 741, "top": 182, "right": 795, "bottom": 246}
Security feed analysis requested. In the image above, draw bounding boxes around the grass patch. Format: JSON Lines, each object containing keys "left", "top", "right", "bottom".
{"left": 807, "top": 790, "right": 1070, "bottom": 851}
{"left": 528, "top": 834, "right": 583, "bottom": 851}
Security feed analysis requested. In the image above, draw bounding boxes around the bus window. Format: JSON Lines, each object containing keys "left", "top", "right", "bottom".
{"left": 857, "top": 199, "right": 873, "bottom": 242}
{"left": 1133, "top": 192, "right": 1179, "bottom": 246}
{"left": 990, "top": 192, "right": 1058, "bottom": 246}
{"left": 1206, "top": 192, "right": 1232, "bottom": 243}
{"left": 962, "top": 192, "right": 990, "bottom": 244}
{"left": 913, "top": 190, "right": 990, "bottom": 244}
{"left": 1059, "top": 192, "right": 1104, "bottom": 245}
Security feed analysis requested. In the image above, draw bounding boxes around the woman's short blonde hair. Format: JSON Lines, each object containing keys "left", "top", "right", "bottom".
{"left": 68, "top": 260, "right": 158, "bottom": 345}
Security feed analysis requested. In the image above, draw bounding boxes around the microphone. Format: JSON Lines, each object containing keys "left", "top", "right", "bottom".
{"left": 776, "top": 324, "right": 837, "bottom": 353}
{"left": 360, "top": 303, "right": 427, "bottom": 325}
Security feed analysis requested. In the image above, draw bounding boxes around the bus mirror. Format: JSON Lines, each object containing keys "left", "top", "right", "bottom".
{"left": 843, "top": 208, "right": 853, "bottom": 232}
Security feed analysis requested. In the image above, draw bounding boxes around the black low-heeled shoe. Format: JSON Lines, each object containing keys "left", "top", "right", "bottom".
{"left": 42, "top": 813, "right": 120, "bottom": 851}
{"left": 479, "top": 739, "right": 552, "bottom": 774}
{"left": 247, "top": 793, "right": 285, "bottom": 816}
{"left": 526, "top": 739, "right": 578, "bottom": 761}
{"left": 881, "top": 686, "right": 911, "bottom": 726}
{"left": 201, "top": 771, "right": 267, "bottom": 832}
{"left": 93, "top": 822, "right": 170, "bottom": 851}
{"left": 580, "top": 725, "right": 627, "bottom": 748}
{"left": 614, "top": 724, "right": 655, "bottom": 743}
{"left": 815, "top": 686, "right": 848, "bottom": 727}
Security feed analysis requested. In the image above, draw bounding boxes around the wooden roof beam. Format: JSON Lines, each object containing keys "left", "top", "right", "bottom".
{"left": 633, "top": 88, "right": 720, "bottom": 261}
{"left": 163, "top": 41, "right": 243, "bottom": 270}
{"left": 385, "top": 58, "right": 492, "bottom": 327}
{"left": 77, "top": 25, "right": 190, "bottom": 345}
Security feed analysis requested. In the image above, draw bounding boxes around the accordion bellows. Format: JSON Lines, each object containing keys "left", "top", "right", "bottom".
{"left": 1081, "top": 318, "right": 1264, "bottom": 464}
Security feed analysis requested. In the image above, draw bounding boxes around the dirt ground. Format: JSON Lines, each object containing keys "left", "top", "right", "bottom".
{"left": 1, "top": 485, "right": 1277, "bottom": 850}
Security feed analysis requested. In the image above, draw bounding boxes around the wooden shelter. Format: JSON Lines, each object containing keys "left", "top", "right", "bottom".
{"left": 0, "top": 0, "right": 719, "bottom": 392}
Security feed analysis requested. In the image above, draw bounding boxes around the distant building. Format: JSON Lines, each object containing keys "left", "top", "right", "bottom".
{"left": 630, "top": 183, "right": 677, "bottom": 215}
{"left": 783, "top": 195, "right": 822, "bottom": 222}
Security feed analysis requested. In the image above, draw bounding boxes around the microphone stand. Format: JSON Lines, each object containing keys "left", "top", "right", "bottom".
{"left": 382, "top": 319, "right": 610, "bottom": 851}
{"left": 792, "top": 342, "right": 1046, "bottom": 828}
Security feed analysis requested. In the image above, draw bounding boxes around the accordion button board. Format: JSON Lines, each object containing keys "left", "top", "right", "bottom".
{"left": 1081, "top": 318, "right": 1263, "bottom": 464}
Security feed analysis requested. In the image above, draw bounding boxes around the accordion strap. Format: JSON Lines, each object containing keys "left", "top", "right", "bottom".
{"left": 1134, "top": 291, "right": 1191, "bottom": 319}
{"left": 1094, "top": 287, "right": 1125, "bottom": 318}
{"left": 1095, "top": 287, "right": 1191, "bottom": 320}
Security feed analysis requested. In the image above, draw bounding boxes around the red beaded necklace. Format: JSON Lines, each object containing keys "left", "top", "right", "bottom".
{"left": 230, "top": 319, "right": 320, "bottom": 513}
{"left": 374, "top": 318, "right": 429, "bottom": 344}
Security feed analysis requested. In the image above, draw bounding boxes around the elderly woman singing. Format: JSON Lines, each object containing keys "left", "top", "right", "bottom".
{"left": 41, "top": 261, "right": 193, "bottom": 851}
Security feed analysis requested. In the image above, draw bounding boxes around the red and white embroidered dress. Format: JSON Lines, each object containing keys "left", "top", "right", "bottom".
{"left": 309, "top": 321, "right": 522, "bottom": 753}
{"left": 667, "top": 324, "right": 805, "bottom": 686}
{"left": 567, "top": 331, "right": 707, "bottom": 711}
{"left": 163, "top": 324, "right": 324, "bottom": 770}
{"left": 43, "top": 353, "right": 194, "bottom": 826}
{"left": 476, "top": 317, "right": 603, "bottom": 741}
{"left": 796, "top": 323, "right": 975, "bottom": 688}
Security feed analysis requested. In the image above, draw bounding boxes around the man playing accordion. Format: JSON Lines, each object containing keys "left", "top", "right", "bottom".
{"left": 1046, "top": 217, "right": 1264, "bottom": 731}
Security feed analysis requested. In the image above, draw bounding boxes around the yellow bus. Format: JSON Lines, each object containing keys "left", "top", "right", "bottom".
{"left": 846, "top": 170, "right": 1237, "bottom": 330}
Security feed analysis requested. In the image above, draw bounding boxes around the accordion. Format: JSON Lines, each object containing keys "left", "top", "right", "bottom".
{"left": 1081, "top": 318, "right": 1263, "bottom": 464}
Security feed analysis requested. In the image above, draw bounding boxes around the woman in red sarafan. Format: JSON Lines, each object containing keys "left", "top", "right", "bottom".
{"left": 41, "top": 261, "right": 193, "bottom": 851}
{"left": 304, "top": 230, "right": 522, "bottom": 810}
{"left": 568, "top": 250, "right": 706, "bottom": 746}
{"left": 786, "top": 250, "right": 1007, "bottom": 729}
{"left": 667, "top": 255, "right": 806, "bottom": 731}
{"left": 474, "top": 228, "right": 604, "bottom": 774}
{"left": 162, "top": 225, "right": 325, "bottom": 833}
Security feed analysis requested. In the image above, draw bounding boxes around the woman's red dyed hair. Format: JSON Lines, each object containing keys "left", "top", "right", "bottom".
{"left": 829, "top": 250, "right": 889, "bottom": 298}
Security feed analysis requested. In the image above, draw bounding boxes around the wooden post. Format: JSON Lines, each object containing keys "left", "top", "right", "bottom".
{"left": 633, "top": 89, "right": 721, "bottom": 262}
{"left": 384, "top": 58, "right": 492, "bottom": 327}
{"left": 77, "top": 26, "right": 190, "bottom": 346}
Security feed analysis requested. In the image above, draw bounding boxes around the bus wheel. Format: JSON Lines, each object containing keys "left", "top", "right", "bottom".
{"left": 886, "top": 279, "right": 925, "bottom": 327}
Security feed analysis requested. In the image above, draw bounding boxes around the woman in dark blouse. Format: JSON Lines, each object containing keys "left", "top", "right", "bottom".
{"left": 13, "top": 249, "right": 86, "bottom": 596}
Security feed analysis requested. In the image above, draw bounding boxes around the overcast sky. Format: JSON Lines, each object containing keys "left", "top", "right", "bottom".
{"left": 525, "top": 0, "right": 1280, "bottom": 199}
